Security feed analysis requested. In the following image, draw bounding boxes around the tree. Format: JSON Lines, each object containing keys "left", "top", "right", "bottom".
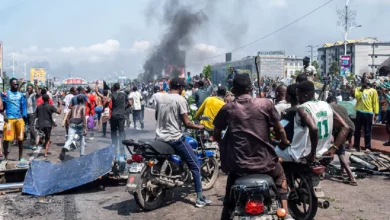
{"left": 329, "top": 61, "right": 340, "bottom": 76}
{"left": 294, "top": 70, "right": 301, "bottom": 76}
{"left": 202, "top": 64, "right": 212, "bottom": 79}
{"left": 312, "top": 60, "right": 321, "bottom": 76}
{"left": 1, "top": 71, "right": 10, "bottom": 91}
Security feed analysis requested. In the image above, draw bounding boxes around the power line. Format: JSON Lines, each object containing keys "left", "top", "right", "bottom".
{"left": 193, "top": 0, "right": 336, "bottom": 62}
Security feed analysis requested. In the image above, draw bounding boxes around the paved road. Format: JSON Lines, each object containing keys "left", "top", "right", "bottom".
{"left": 1, "top": 108, "right": 390, "bottom": 220}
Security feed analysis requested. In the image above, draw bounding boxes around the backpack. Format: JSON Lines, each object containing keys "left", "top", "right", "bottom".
{"left": 87, "top": 115, "right": 95, "bottom": 129}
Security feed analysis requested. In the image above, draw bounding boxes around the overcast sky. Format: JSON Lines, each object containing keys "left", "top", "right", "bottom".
{"left": 0, "top": 0, "right": 389, "bottom": 81}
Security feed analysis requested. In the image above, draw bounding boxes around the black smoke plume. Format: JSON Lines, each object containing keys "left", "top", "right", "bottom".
{"left": 143, "top": 0, "right": 207, "bottom": 81}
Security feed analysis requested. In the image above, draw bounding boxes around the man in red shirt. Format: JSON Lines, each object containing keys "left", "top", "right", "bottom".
{"left": 85, "top": 87, "right": 96, "bottom": 140}
{"left": 36, "top": 88, "right": 54, "bottom": 106}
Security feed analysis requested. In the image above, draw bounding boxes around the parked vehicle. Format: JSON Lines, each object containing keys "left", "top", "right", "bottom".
{"left": 122, "top": 130, "right": 219, "bottom": 211}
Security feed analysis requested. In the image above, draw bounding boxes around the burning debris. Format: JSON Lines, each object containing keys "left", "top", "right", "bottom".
{"left": 143, "top": 0, "right": 208, "bottom": 81}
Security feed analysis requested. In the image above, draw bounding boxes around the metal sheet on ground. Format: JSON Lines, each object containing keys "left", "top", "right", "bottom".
{"left": 22, "top": 145, "right": 115, "bottom": 196}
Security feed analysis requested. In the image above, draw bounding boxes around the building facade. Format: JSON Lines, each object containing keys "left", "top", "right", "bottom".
{"left": 285, "top": 55, "right": 303, "bottom": 78}
{"left": 317, "top": 37, "right": 390, "bottom": 76}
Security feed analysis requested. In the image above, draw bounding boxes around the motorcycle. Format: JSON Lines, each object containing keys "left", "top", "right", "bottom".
{"left": 122, "top": 128, "right": 219, "bottom": 211}
{"left": 282, "top": 157, "right": 331, "bottom": 220}
{"left": 228, "top": 157, "right": 331, "bottom": 220}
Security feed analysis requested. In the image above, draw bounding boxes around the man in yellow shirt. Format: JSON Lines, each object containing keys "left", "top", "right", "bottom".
{"left": 353, "top": 77, "right": 379, "bottom": 151}
{"left": 194, "top": 86, "right": 226, "bottom": 130}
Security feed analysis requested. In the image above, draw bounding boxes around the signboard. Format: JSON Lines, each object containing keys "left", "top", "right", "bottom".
{"left": 340, "top": 55, "right": 351, "bottom": 77}
{"left": 30, "top": 68, "right": 46, "bottom": 83}
{"left": 0, "top": 41, "right": 2, "bottom": 78}
{"left": 62, "top": 77, "right": 87, "bottom": 85}
{"left": 257, "top": 50, "right": 286, "bottom": 56}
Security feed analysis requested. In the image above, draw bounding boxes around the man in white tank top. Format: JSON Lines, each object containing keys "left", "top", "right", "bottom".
{"left": 275, "top": 81, "right": 349, "bottom": 162}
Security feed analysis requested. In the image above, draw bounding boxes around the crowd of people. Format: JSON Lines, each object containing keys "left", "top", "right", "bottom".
{"left": 1, "top": 61, "right": 389, "bottom": 219}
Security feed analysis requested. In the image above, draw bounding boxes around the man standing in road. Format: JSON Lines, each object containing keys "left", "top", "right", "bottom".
{"left": 226, "top": 67, "right": 235, "bottom": 91}
{"left": 156, "top": 77, "right": 211, "bottom": 208}
{"left": 186, "top": 72, "right": 191, "bottom": 84}
{"left": 36, "top": 95, "right": 62, "bottom": 157}
{"left": 129, "top": 86, "right": 144, "bottom": 130}
{"left": 352, "top": 76, "right": 379, "bottom": 151}
{"left": 85, "top": 87, "right": 96, "bottom": 140}
{"left": 2, "top": 78, "right": 27, "bottom": 161}
{"left": 60, "top": 95, "right": 87, "bottom": 160}
{"left": 109, "top": 83, "right": 130, "bottom": 148}
{"left": 62, "top": 87, "right": 77, "bottom": 136}
{"left": 25, "top": 81, "right": 39, "bottom": 150}
{"left": 193, "top": 79, "right": 213, "bottom": 108}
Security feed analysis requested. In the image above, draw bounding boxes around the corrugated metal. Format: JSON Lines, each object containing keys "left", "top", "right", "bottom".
{"left": 22, "top": 145, "right": 115, "bottom": 196}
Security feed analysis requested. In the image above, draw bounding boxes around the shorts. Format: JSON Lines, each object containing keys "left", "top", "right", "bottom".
{"left": 95, "top": 106, "right": 103, "bottom": 120}
{"left": 386, "top": 110, "right": 390, "bottom": 126}
{"left": 4, "top": 118, "right": 25, "bottom": 142}
{"left": 38, "top": 127, "right": 52, "bottom": 142}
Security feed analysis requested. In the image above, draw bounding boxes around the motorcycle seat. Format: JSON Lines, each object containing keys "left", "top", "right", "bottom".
{"left": 234, "top": 174, "right": 275, "bottom": 188}
{"left": 142, "top": 141, "right": 176, "bottom": 155}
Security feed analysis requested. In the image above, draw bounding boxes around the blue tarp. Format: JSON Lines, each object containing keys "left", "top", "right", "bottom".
{"left": 22, "top": 145, "right": 115, "bottom": 196}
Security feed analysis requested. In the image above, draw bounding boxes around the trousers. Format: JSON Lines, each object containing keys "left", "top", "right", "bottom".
{"left": 354, "top": 111, "right": 373, "bottom": 149}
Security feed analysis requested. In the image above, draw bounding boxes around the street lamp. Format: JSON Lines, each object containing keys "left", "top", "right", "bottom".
{"left": 344, "top": 24, "right": 362, "bottom": 55}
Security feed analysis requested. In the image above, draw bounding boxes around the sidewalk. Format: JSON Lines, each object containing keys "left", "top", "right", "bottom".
{"left": 358, "top": 124, "right": 390, "bottom": 155}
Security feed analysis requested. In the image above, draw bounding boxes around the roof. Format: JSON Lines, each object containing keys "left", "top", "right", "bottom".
{"left": 321, "top": 37, "right": 381, "bottom": 48}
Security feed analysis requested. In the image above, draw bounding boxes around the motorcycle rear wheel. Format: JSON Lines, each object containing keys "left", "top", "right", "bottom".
{"left": 134, "top": 167, "right": 166, "bottom": 211}
{"left": 288, "top": 173, "right": 318, "bottom": 220}
{"left": 201, "top": 157, "right": 219, "bottom": 190}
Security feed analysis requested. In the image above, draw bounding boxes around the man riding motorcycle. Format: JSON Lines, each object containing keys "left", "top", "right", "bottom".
{"left": 275, "top": 81, "right": 349, "bottom": 162}
{"left": 213, "top": 73, "right": 292, "bottom": 220}
{"left": 155, "top": 77, "right": 212, "bottom": 208}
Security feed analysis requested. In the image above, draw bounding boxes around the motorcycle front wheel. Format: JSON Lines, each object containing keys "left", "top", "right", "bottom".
{"left": 288, "top": 172, "right": 318, "bottom": 220}
{"left": 134, "top": 167, "right": 166, "bottom": 211}
{"left": 201, "top": 157, "right": 219, "bottom": 190}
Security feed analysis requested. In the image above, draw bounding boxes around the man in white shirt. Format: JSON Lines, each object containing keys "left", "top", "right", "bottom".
{"left": 129, "top": 86, "right": 143, "bottom": 129}
{"left": 62, "top": 87, "right": 77, "bottom": 135}
{"left": 275, "top": 84, "right": 291, "bottom": 115}
{"left": 149, "top": 86, "right": 164, "bottom": 107}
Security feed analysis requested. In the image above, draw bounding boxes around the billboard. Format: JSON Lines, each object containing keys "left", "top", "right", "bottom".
{"left": 340, "top": 55, "right": 351, "bottom": 77}
{"left": 258, "top": 50, "right": 286, "bottom": 56}
{"left": 30, "top": 68, "right": 46, "bottom": 83}
{"left": 62, "top": 77, "right": 87, "bottom": 85}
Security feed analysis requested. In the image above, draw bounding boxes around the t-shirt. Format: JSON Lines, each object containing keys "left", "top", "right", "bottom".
{"left": 141, "top": 91, "right": 148, "bottom": 105}
{"left": 129, "top": 91, "right": 142, "bottom": 110}
{"left": 155, "top": 93, "right": 188, "bottom": 142}
{"left": 193, "top": 86, "right": 213, "bottom": 107}
{"left": 213, "top": 95, "right": 280, "bottom": 174}
{"left": 26, "top": 92, "right": 37, "bottom": 114}
{"left": 194, "top": 96, "right": 225, "bottom": 130}
{"left": 36, "top": 103, "right": 57, "bottom": 128}
{"left": 36, "top": 97, "right": 54, "bottom": 106}
{"left": 63, "top": 94, "right": 74, "bottom": 114}
{"left": 86, "top": 93, "right": 96, "bottom": 115}
{"left": 290, "top": 101, "right": 333, "bottom": 161}
{"left": 162, "top": 81, "right": 168, "bottom": 92}
{"left": 1, "top": 90, "right": 27, "bottom": 119}
{"left": 70, "top": 94, "right": 89, "bottom": 106}
{"left": 275, "top": 100, "right": 291, "bottom": 115}
{"left": 354, "top": 88, "right": 379, "bottom": 114}
{"left": 109, "top": 91, "right": 128, "bottom": 119}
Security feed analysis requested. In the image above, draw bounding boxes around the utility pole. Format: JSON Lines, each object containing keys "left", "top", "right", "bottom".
{"left": 344, "top": 1, "right": 348, "bottom": 55}
{"left": 306, "top": 45, "right": 319, "bottom": 65}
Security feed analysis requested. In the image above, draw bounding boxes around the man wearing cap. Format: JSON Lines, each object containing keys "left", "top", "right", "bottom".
{"left": 62, "top": 87, "right": 77, "bottom": 135}
{"left": 194, "top": 86, "right": 226, "bottom": 130}
{"left": 155, "top": 77, "right": 211, "bottom": 208}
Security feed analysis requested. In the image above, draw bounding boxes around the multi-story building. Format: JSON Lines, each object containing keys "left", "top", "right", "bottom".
{"left": 317, "top": 37, "right": 390, "bottom": 76}
{"left": 284, "top": 55, "right": 303, "bottom": 78}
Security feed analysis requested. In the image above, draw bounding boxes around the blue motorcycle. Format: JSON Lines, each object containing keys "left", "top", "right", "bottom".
{"left": 122, "top": 130, "right": 219, "bottom": 211}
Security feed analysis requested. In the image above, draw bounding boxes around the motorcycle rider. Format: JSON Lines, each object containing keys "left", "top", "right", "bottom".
{"left": 155, "top": 77, "right": 212, "bottom": 208}
{"left": 194, "top": 86, "right": 226, "bottom": 130}
{"left": 213, "top": 73, "right": 292, "bottom": 220}
{"left": 275, "top": 81, "right": 349, "bottom": 162}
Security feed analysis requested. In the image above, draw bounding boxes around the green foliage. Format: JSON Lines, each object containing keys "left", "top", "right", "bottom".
{"left": 312, "top": 60, "right": 321, "bottom": 76}
{"left": 294, "top": 70, "right": 302, "bottom": 76}
{"left": 1, "top": 71, "right": 10, "bottom": 91}
{"left": 329, "top": 61, "right": 340, "bottom": 76}
{"left": 202, "top": 64, "right": 212, "bottom": 79}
